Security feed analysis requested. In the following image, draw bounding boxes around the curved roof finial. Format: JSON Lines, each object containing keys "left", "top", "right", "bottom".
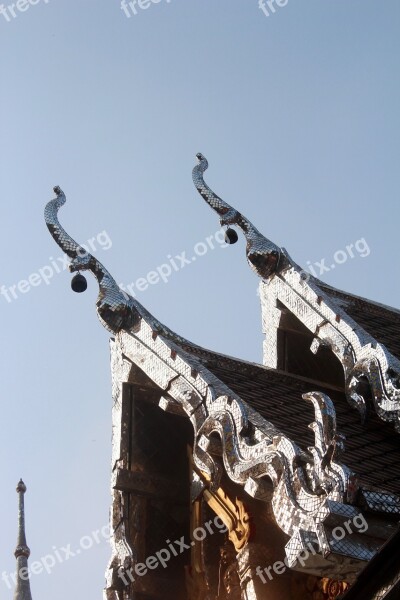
{"left": 192, "top": 153, "right": 290, "bottom": 280}
{"left": 44, "top": 187, "right": 200, "bottom": 346}
{"left": 13, "top": 479, "right": 33, "bottom": 600}
{"left": 44, "top": 187, "right": 134, "bottom": 333}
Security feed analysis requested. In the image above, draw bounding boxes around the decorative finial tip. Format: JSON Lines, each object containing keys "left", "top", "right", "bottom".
{"left": 53, "top": 185, "right": 63, "bottom": 196}
{"left": 16, "top": 479, "right": 26, "bottom": 494}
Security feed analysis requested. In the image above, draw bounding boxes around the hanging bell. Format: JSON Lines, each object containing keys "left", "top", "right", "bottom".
{"left": 224, "top": 228, "right": 238, "bottom": 245}
{"left": 71, "top": 272, "right": 87, "bottom": 293}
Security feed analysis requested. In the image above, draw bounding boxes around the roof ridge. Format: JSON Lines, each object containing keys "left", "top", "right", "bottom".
{"left": 319, "top": 282, "right": 400, "bottom": 316}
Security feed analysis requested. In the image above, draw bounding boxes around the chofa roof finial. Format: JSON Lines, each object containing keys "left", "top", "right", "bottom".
{"left": 44, "top": 186, "right": 135, "bottom": 333}
{"left": 192, "top": 153, "right": 290, "bottom": 280}
{"left": 44, "top": 186, "right": 198, "bottom": 346}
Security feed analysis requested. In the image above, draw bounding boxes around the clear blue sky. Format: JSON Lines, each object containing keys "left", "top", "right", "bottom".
{"left": 1, "top": 1, "right": 399, "bottom": 598}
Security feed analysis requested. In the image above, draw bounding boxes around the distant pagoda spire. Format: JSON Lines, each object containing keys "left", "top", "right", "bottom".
{"left": 13, "top": 479, "right": 33, "bottom": 600}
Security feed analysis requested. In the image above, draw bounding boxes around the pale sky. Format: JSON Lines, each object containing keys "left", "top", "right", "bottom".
{"left": 1, "top": 1, "right": 399, "bottom": 598}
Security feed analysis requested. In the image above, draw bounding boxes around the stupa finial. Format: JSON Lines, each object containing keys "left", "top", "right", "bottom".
{"left": 13, "top": 479, "right": 33, "bottom": 600}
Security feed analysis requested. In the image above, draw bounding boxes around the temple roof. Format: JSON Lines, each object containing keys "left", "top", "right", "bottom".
{"left": 44, "top": 154, "right": 400, "bottom": 585}
{"left": 44, "top": 156, "right": 400, "bottom": 502}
